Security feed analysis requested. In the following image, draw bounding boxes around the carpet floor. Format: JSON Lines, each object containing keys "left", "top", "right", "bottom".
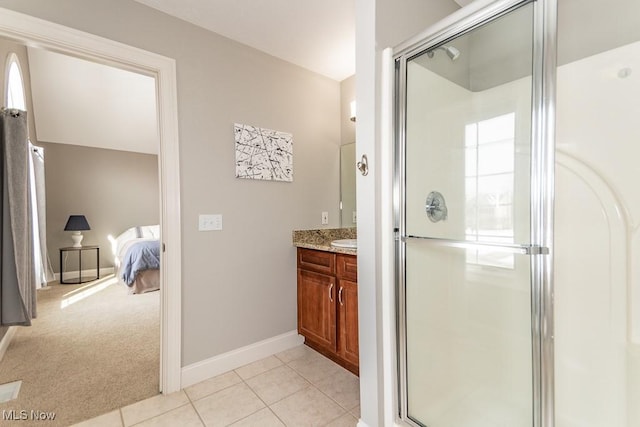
{"left": 0, "top": 275, "right": 160, "bottom": 426}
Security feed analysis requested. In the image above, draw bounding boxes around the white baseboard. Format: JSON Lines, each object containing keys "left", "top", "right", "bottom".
{"left": 181, "top": 330, "right": 304, "bottom": 388}
{"left": 0, "top": 326, "right": 17, "bottom": 363}
{"left": 53, "top": 267, "right": 115, "bottom": 282}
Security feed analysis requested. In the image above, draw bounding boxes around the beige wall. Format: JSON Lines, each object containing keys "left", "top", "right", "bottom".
{"left": 0, "top": 0, "right": 341, "bottom": 365}
{"left": 40, "top": 142, "right": 159, "bottom": 273}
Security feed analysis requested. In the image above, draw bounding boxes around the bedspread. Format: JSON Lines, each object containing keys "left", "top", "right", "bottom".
{"left": 120, "top": 240, "right": 160, "bottom": 286}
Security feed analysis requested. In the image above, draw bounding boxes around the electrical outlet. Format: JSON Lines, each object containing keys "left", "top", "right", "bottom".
{"left": 321, "top": 211, "right": 329, "bottom": 225}
{"left": 352, "top": 211, "right": 357, "bottom": 223}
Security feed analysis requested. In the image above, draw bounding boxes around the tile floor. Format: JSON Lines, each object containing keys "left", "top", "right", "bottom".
{"left": 72, "top": 345, "right": 360, "bottom": 427}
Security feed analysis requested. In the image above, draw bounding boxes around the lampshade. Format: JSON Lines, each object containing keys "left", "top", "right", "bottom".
{"left": 64, "top": 215, "right": 91, "bottom": 231}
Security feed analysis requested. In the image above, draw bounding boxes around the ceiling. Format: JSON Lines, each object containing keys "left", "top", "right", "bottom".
{"left": 28, "top": 47, "right": 159, "bottom": 154}
{"left": 128, "top": 1, "right": 488, "bottom": 82}
{"left": 133, "top": 0, "right": 356, "bottom": 82}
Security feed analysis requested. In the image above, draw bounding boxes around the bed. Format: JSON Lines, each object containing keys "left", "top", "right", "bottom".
{"left": 114, "top": 225, "right": 160, "bottom": 294}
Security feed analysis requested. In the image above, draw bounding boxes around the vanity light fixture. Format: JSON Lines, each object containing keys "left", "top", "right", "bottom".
{"left": 350, "top": 100, "right": 356, "bottom": 122}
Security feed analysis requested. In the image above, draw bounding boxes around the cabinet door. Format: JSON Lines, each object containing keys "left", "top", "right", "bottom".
{"left": 298, "top": 269, "right": 336, "bottom": 350}
{"left": 338, "top": 279, "right": 359, "bottom": 367}
{"left": 337, "top": 253, "right": 357, "bottom": 282}
{"left": 298, "top": 248, "right": 336, "bottom": 275}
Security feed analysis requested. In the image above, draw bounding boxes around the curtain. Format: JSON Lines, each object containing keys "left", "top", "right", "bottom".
{"left": 29, "top": 143, "right": 54, "bottom": 288}
{"left": 0, "top": 108, "right": 36, "bottom": 326}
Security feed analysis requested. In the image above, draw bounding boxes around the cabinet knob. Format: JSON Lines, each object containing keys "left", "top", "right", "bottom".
{"left": 329, "top": 283, "right": 334, "bottom": 302}
{"left": 339, "top": 287, "right": 344, "bottom": 305}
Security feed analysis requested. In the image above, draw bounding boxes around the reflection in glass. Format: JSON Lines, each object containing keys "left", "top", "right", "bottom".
{"left": 340, "top": 142, "right": 356, "bottom": 227}
{"left": 465, "top": 113, "right": 515, "bottom": 268}
{"left": 465, "top": 115, "right": 516, "bottom": 229}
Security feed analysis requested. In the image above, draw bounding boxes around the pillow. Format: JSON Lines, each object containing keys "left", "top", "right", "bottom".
{"left": 138, "top": 225, "right": 160, "bottom": 239}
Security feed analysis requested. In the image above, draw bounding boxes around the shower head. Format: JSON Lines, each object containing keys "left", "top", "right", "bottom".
{"left": 444, "top": 46, "right": 460, "bottom": 60}
{"left": 426, "top": 45, "right": 461, "bottom": 61}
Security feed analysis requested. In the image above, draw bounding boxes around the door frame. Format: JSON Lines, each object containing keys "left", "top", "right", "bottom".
{"left": 390, "top": 0, "right": 557, "bottom": 425}
{"left": 0, "top": 7, "right": 183, "bottom": 393}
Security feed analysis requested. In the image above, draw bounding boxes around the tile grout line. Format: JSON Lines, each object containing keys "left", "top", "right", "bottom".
{"left": 279, "top": 354, "right": 354, "bottom": 425}
{"left": 283, "top": 355, "right": 358, "bottom": 412}
{"left": 118, "top": 347, "right": 357, "bottom": 427}
{"left": 173, "top": 359, "right": 288, "bottom": 426}
{"left": 186, "top": 360, "right": 291, "bottom": 426}
{"left": 128, "top": 402, "right": 193, "bottom": 427}
{"left": 234, "top": 364, "right": 290, "bottom": 426}
{"left": 228, "top": 378, "right": 265, "bottom": 426}
{"left": 184, "top": 389, "right": 208, "bottom": 427}
{"left": 228, "top": 348, "right": 340, "bottom": 426}
{"left": 266, "top": 406, "right": 289, "bottom": 427}
{"left": 233, "top": 357, "right": 284, "bottom": 382}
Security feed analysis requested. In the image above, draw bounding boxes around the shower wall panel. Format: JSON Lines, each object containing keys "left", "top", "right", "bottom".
{"left": 555, "top": 39, "right": 640, "bottom": 427}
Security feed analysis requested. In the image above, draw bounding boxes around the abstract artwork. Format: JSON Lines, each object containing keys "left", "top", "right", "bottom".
{"left": 234, "top": 123, "right": 293, "bottom": 182}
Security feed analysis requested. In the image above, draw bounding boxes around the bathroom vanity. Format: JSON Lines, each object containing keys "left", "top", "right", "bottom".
{"left": 293, "top": 229, "right": 358, "bottom": 375}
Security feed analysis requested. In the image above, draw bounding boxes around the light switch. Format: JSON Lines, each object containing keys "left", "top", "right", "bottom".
{"left": 321, "top": 211, "right": 329, "bottom": 225}
{"left": 352, "top": 211, "right": 357, "bottom": 223}
{"left": 199, "top": 214, "right": 222, "bottom": 231}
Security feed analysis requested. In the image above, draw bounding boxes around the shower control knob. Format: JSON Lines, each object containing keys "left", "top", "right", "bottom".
{"left": 425, "top": 191, "right": 448, "bottom": 222}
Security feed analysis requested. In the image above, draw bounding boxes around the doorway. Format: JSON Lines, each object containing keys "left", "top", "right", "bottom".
{"left": 0, "top": 7, "right": 182, "bottom": 394}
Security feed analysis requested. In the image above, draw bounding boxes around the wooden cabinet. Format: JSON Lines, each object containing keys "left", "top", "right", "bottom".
{"left": 337, "top": 278, "right": 358, "bottom": 367}
{"left": 297, "top": 269, "right": 336, "bottom": 349}
{"left": 297, "top": 247, "right": 359, "bottom": 375}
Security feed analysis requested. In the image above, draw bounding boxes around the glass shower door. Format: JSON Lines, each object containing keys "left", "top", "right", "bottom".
{"left": 395, "top": 1, "right": 554, "bottom": 426}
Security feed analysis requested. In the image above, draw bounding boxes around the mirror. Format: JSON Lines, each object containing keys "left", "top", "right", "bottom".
{"left": 340, "top": 142, "right": 356, "bottom": 227}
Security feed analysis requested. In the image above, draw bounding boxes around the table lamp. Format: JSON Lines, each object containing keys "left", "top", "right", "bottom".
{"left": 64, "top": 215, "right": 91, "bottom": 247}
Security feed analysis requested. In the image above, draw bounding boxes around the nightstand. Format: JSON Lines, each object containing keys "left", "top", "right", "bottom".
{"left": 59, "top": 246, "right": 100, "bottom": 284}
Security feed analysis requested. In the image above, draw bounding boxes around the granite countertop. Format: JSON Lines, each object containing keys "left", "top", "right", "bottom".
{"left": 292, "top": 228, "right": 357, "bottom": 255}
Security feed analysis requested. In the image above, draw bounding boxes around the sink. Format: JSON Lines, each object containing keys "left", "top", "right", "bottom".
{"left": 331, "top": 239, "right": 357, "bottom": 249}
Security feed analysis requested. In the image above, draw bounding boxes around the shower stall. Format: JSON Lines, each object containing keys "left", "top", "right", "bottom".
{"left": 393, "top": 0, "right": 640, "bottom": 425}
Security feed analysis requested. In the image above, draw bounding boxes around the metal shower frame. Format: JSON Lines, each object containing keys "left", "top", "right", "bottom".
{"left": 392, "top": 0, "right": 557, "bottom": 425}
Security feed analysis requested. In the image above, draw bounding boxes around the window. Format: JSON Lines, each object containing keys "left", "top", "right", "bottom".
{"left": 465, "top": 113, "right": 516, "bottom": 269}
{"left": 6, "top": 53, "right": 26, "bottom": 110}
